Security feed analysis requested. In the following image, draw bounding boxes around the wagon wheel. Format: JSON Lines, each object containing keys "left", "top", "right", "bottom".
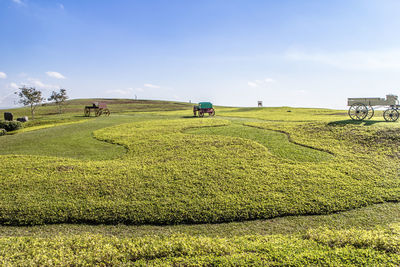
{"left": 103, "top": 109, "right": 110, "bottom": 116}
{"left": 209, "top": 109, "right": 215, "bottom": 116}
{"left": 95, "top": 109, "right": 102, "bottom": 117}
{"left": 199, "top": 112, "right": 204, "bottom": 117}
{"left": 84, "top": 107, "right": 90, "bottom": 117}
{"left": 366, "top": 106, "right": 374, "bottom": 120}
{"left": 383, "top": 109, "right": 399, "bottom": 122}
{"left": 348, "top": 103, "right": 368, "bottom": 120}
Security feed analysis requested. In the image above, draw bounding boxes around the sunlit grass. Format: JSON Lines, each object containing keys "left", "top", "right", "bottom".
{"left": 185, "top": 123, "right": 333, "bottom": 162}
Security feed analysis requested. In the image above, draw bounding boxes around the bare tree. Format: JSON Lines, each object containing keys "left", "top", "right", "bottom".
{"left": 15, "top": 86, "right": 44, "bottom": 120}
{"left": 48, "top": 88, "right": 68, "bottom": 114}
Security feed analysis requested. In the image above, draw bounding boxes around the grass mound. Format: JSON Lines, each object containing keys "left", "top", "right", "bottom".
{"left": 186, "top": 123, "right": 333, "bottom": 162}
{"left": 0, "top": 117, "right": 399, "bottom": 225}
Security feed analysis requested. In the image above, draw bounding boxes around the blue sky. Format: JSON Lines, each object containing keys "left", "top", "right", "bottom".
{"left": 1, "top": 0, "right": 400, "bottom": 109}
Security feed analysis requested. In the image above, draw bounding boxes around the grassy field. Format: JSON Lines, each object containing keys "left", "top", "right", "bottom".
{"left": 0, "top": 99, "right": 399, "bottom": 265}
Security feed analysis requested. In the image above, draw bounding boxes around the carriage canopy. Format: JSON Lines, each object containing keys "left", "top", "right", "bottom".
{"left": 198, "top": 102, "right": 213, "bottom": 109}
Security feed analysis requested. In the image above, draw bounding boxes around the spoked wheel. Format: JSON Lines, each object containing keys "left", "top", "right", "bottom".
{"left": 366, "top": 106, "right": 374, "bottom": 120}
{"left": 103, "top": 109, "right": 110, "bottom": 116}
{"left": 348, "top": 103, "right": 368, "bottom": 120}
{"left": 199, "top": 112, "right": 204, "bottom": 117}
{"left": 95, "top": 109, "right": 102, "bottom": 117}
{"left": 209, "top": 109, "right": 215, "bottom": 116}
{"left": 383, "top": 109, "right": 399, "bottom": 122}
{"left": 84, "top": 108, "right": 90, "bottom": 117}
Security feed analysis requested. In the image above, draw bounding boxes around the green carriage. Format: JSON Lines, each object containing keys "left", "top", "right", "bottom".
{"left": 193, "top": 102, "right": 215, "bottom": 117}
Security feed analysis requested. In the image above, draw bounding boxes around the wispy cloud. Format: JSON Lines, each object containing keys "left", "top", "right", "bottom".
{"left": 0, "top": 92, "right": 16, "bottom": 105}
{"left": 247, "top": 78, "right": 275, "bottom": 88}
{"left": 59, "top": 3, "right": 64, "bottom": 9}
{"left": 144, "top": 83, "right": 160, "bottom": 88}
{"left": 8, "top": 82, "right": 19, "bottom": 90}
{"left": 0, "top": 83, "right": 20, "bottom": 106}
{"left": 285, "top": 49, "right": 400, "bottom": 71}
{"left": 106, "top": 87, "right": 145, "bottom": 96}
{"left": 12, "top": 0, "right": 25, "bottom": 6}
{"left": 0, "top": 72, "right": 7, "bottom": 79}
{"left": 23, "top": 78, "right": 61, "bottom": 91}
{"left": 106, "top": 89, "right": 133, "bottom": 96}
{"left": 46, "top": 71, "right": 66, "bottom": 79}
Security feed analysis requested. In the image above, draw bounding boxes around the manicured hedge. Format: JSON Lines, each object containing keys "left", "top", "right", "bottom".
{"left": 0, "top": 120, "right": 22, "bottom": 132}
{"left": 0, "top": 229, "right": 399, "bottom": 266}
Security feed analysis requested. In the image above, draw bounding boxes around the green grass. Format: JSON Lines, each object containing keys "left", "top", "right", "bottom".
{"left": 185, "top": 123, "right": 333, "bottom": 162}
{"left": 1, "top": 98, "right": 192, "bottom": 120}
{"left": 0, "top": 116, "right": 132, "bottom": 160}
{"left": 0, "top": 117, "right": 399, "bottom": 225}
{"left": 0, "top": 201, "right": 399, "bottom": 238}
{"left": 1, "top": 99, "right": 400, "bottom": 265}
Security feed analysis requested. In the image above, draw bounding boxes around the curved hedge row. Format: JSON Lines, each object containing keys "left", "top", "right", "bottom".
{"left": 1, "top": 226, "right": 399, "bottom": 266}
{"left": 0, "top": 119, "right": 399, "bottom": 225}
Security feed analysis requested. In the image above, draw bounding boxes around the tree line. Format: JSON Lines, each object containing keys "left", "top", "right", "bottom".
{"left": 15, "top": 86, "right": 68, "bottom": 119}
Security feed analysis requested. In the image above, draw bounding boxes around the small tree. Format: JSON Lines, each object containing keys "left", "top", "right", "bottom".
{"left": 48, "top": 88, "right": 68, "bottom": 114}
{"left": 15, "top": 86, "right": 44, "bottom": 120}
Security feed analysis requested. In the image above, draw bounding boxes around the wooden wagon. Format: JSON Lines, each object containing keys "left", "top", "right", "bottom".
{"left": 347, "top": 95, "right": 399, "bottom": 122}
{"left": 193, "top": 102, "right": 215, "bottom": 117}
{"left": 84, "top": 102, "right": 110, "bottom": 117}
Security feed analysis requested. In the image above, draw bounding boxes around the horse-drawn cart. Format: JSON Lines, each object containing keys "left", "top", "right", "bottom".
{"left": 193, "top": 102, "right": 215, "bottom": 117}
{"left": 347, "top": 95, "right": 399, "bottom": 122}
{"left": 84, "top": 102, "right": 110, "bottom": 117}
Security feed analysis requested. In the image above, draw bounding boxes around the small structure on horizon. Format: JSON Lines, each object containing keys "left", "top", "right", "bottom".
{"left": 258, "top": 101, "right": 263, "bottom": 107}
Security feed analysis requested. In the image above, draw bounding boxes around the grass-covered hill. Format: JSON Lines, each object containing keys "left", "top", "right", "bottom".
{"left": 0, "top": 99, "right": 400, "bottom": 265}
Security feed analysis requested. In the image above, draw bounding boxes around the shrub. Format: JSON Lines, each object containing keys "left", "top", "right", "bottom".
{"left": 0, "top": 121, "right": 23, "bottom": 132}
{"left": 0, "top": 129, "right": 5, "bottom": 136}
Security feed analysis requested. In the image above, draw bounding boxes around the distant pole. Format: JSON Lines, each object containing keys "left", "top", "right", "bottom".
{"left": 135, "top": 94, "right": 137, "bottom": 100}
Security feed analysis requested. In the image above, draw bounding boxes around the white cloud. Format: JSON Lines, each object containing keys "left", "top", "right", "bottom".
{"left": 285, "top": 49, "right": 400, "bottom": 71}
{"left": 106, "top": 89, "right": 133, "bottom": 96}
{"left": 59, "top": 3, "right": 64, "bottom": 9}
{"left": 46, "top": 71, "right": 66, "bottom": 79}
{"left": 8, "top": 82, "right": 19, "bottom": 90}
{"left": 247, "top": 82, "right": 258, "bottom": 87}
{"left": 12, "top": 0, "right": 25, "bottom": 6}
{"left": 247, "top": 78, "right": 276, "bottom": 88}
{"left": 0, "top": 92, "right": 16, "bottom": 105}
{"left": 292, "top": 89, "right": 308, "bottom": 95}
{"left": 144, "top": 83, "right": 160, "bottom": 88}
{"left": 25, "top": 78, "right": 60, "bottom": 91}
{"left": 0, "top": 72, "right": 7, "bottom": 79}
{"left": 106, "top": 87, "right": 146, "bottom": 96}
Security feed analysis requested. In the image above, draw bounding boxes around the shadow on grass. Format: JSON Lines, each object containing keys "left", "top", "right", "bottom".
{"left": 181, "top": 116, "right": 217, "bottom": 119}
{"left": 328, "top": 120, "right": 387, "bottom": 126}
{"left": 182, "top": 116, "right": 198, "bottom": 119}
